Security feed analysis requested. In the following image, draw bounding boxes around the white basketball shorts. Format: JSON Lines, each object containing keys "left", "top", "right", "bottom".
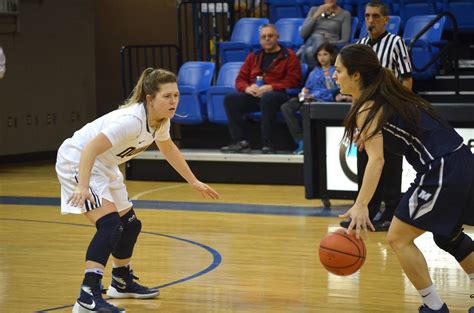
{"left": 55, "top": 155, "right": 133, "bottom": 215}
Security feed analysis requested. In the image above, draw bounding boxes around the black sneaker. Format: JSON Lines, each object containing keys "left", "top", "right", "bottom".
{"left": 73, "top": 284, "right": 125, "bottom": 313}
{"left": 261, "top": 146, "right": 276, "bottom": 154}
{"left": 220, "top": 140, "right": 251, "bottom": 153}
{"left": 107, "top": 269, "right": 159, "bottom": 299}
{"left": 418, "top": 303, "right": 449, "bottom": 313}
{"left": 373, "top": 220, "right": 391, "bottom": 232}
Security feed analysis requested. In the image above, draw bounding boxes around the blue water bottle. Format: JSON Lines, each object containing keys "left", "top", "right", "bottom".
{"left": 256, "top": 75, "right": 264, "bottom": 87}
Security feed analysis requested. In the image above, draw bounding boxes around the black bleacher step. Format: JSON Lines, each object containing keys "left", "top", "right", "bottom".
{"left": 414, "top": 74, "right": 474, "bottom": 92}
{"left": 417, "top": 92, "right": 474, "bottom": 103}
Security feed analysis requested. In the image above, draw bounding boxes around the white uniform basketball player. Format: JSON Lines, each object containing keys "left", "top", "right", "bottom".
{"left": 56, "top": 68, "right": 219, "bottom": 313}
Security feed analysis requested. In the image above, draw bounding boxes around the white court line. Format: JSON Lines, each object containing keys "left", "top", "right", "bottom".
{"left": 130, "top": 184, "right": 186, "bottom": 200}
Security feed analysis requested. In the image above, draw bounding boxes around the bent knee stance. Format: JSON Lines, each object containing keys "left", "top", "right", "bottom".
{"left": 86, "top": 212, "right": 123, "bottom": 266}
{"left": 112, "top": 209, "right": 142, "bottom": 259}
{"left": 434, "top": 229, "right": 474, "bottom": 262}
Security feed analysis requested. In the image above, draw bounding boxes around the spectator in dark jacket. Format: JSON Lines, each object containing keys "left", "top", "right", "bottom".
{"left": 221, "top": 24, "right": 302, "bottom": 154}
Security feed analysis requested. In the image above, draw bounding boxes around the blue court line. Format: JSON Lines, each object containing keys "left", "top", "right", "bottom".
{"left": 0, "top": 218, "right": 222, "bottom": 313}
{"left": 0, "top": 196, "right": 345, "bottom": 217}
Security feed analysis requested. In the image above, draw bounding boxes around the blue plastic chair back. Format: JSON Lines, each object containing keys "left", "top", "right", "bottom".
{"left": 404, "top": 15, "right": 445, "bottom": 79}
{"left": 403, "top": 15, "right": 445, "bottom": 42}
{"left": 216, "top": 62, "right": 243, "bottom": 87}
{"left": 178, "top": 61, "right": 215, "bottom": 91}
{"left": 268, "top": 0, "right": 306, "bottom": 22}
{"left": 231, "top": 18, "right": 270, "bottom": 44}
{"left": 275, "top": 18, "right": 305, "bottom": 50}
{"left": 206, "top": 62, "right": 243, "bottom": 124}
{"left": 440, "top": 0, "right": 474, "bottom": 33}
{"left": 399, "top": 0, "right": 437, "bottom": 30}
{"left": 174, "top": 61, "right": 215, "bottom": 124}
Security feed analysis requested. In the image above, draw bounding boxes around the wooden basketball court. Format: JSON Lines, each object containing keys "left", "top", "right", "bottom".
{"left": 0, "top": 162, "right": 472, "bottom": 312}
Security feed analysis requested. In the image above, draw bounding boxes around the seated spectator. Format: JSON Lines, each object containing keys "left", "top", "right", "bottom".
{"left": 298, "top": 0, "right": 351, "bottom": 69}
{"left": 281, "top": 42, "right": 338, "bottom": 155}
{"left": 221, "top": 24, "right": 302, "bottom": 154}
{"left": 0, "top": 47, "right": 5, "bottom": 79}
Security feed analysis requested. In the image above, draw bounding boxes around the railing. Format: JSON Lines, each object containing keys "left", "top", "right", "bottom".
{"left": 120, "top": 44, "right": 181, "bottom": 100}
{"left": 0, "top": 0, "right": 19, "bottom": 33}
{"left": 177, "top": 0, "right": 267, "bottom": 65}
{"left": 408, "top": 11, "right": 460, "bottom": 95}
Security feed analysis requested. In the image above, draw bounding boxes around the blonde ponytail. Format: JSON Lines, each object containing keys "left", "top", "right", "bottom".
{"left": 121, "top": 68, "right": 177, "bottom": 108}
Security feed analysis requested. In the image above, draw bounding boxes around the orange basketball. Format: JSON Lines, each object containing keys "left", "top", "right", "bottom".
{"left": 318, "top": 228, "right": 366, "bottom": 276}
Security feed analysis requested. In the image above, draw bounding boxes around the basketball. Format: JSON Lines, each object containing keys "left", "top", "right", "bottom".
{"left": 318, "top": 228, "right": 366, "bottom": 276}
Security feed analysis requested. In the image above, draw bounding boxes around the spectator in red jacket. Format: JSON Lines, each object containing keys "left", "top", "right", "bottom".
{"left": 221, "top": 24, "right": 302, "bottom": 154}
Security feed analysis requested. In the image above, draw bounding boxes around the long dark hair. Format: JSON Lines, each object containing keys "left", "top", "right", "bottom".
{"left": 340, "top": 44, "right": 440, "bottom": 144}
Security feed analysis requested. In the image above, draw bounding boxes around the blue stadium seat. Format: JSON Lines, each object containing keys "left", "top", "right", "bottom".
{"left": 358, "top": 15, "right": 401, "bottom": 40}
{"left": 206, "top": 62, "right": 244, "bottom": 125}
{"left": 219, "top": 18, "right": 269, "bottom": 64}
{"left": 404, "top": 15, "right": 446, "bottom": 79}
{"left": 336, "top": 16, "right": 358, "bottom": 49}
{"left": 399, "top": 0, "right": 437, "bottom": 31}
{"left": 275, "top": 18, "right": 305, "bottom": 51}
{"left": 438, "top": 0, "right": 474, "bottom": 33}
{"left": 173, "top": 61, "right": 215, "bottom": 124}
{"left": 268, "top": 0, "right": 306, "bottom": 23}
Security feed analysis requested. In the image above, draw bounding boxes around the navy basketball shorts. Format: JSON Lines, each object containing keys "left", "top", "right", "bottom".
{"left": 395, "top": 145, "right": 474, "bottom": 237}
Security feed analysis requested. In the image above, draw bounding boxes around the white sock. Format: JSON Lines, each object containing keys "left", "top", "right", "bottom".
{"left": 418, "top": 284, "right": 444, "bottom": 310}
{"left": 84, "top": 268, "right": 104, "bottom": 276}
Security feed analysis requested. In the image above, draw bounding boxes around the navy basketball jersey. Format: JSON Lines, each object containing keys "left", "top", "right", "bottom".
{"left": 382, "top": 108, "right": 464, "bottom": 173}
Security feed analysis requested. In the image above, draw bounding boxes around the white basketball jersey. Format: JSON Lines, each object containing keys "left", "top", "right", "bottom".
{"left": 58, "top": 103, "right": 170, "bottom": 168}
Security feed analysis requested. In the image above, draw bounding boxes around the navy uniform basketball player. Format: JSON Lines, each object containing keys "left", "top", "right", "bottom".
{"left": 56, "top": 68, "right": 219, "bottom": 313}
{"left": 334, "top": 44, "right": 474, "bottom": 313}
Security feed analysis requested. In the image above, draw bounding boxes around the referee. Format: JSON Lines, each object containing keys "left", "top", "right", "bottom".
{"left": 341, "top": 0, "right": 413, "bottom": 231}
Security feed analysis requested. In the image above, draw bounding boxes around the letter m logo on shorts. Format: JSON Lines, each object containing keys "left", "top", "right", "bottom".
{"left": 418, "top": 190, "right": 432, "bottom": 201}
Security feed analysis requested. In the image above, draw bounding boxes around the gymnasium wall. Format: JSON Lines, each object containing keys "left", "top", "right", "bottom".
{"left": 94, "top": 0, "right": 177, "bottom": 115}
{"left": 0, "top": 0, "right": 95, "bottom": 156}
{"left": 0, "top": 0, "right": 177, "bottom": 156}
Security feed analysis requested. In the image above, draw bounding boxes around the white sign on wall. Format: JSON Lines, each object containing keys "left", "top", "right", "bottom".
{"left": 326, "top": 126, "right": 474, "bottom": 193}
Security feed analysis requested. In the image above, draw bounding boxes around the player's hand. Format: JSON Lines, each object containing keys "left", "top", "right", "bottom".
{"left": 339, "top": 204, "right": 374, "bottom": 239}
{"left": 189, "top": 180, "right": 220, "bottom": 200}
{"left": 68, "top": 185, "right": 96, "bottom": 207}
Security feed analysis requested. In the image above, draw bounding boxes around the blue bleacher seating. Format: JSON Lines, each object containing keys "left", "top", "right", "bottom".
{"left": 207, "top": 62, "right": 244, "bottom": 124}
{"left": 336, "top": 16, "right": 358, "bottom": 49}
{"left": 268, "top": 0, "right": 306, "bottom": 22}
{"left": 173, "top": 61, "right": 215, "bottom": 124}
{"left": 275, "top": 18, "right": 305, "bottom": 51}
{"left": 404, "top": 15, "right": 446, "bottom": 79}
{"left": 219, "top": 18, "right": 269, "bottom": 65}
{"left": 399, "top": 0, "right": 437, "bottom": 31}
{"left": 438, "top": 0, "right": 474, "bottom": 33}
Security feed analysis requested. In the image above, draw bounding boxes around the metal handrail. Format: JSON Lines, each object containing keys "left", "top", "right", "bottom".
{"left": 408, "top": 11, "right": 460, "bottom": 95}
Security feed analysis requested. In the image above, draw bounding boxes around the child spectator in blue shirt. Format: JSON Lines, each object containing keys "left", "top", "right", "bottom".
{"left": 281, "top": 42, "right": 338, "bottom": 155}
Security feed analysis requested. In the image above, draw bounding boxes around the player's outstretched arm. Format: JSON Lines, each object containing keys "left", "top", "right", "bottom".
{"left": 156, "top": 138, "right": 219, "bottom": 199}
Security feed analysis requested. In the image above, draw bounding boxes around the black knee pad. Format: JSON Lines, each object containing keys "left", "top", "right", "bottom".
{"left": 112, "top": 209, "right": 142, "bottom": 259}
{"left": 86, "top": 212, "right": 123, "bottom": 266}
{"left": 434, "top": 229, "right": 474, "bottom": 262}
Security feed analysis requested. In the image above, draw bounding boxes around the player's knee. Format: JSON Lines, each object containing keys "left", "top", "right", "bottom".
{"left": 112, "top": 209, "right": 142, "bottom": 259}
{"left": 434, "top": 229, "right": 474, "bottom": 262}
{"left": 96, "top": 212, "right": 124, "bottom": 248}
{"left": 86, "top": 212, "right": 123, "bottom": 265}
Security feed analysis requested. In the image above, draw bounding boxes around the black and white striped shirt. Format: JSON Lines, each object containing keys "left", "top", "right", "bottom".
{"left": 357, "top": 31, "right": 412, "bottom": 80}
